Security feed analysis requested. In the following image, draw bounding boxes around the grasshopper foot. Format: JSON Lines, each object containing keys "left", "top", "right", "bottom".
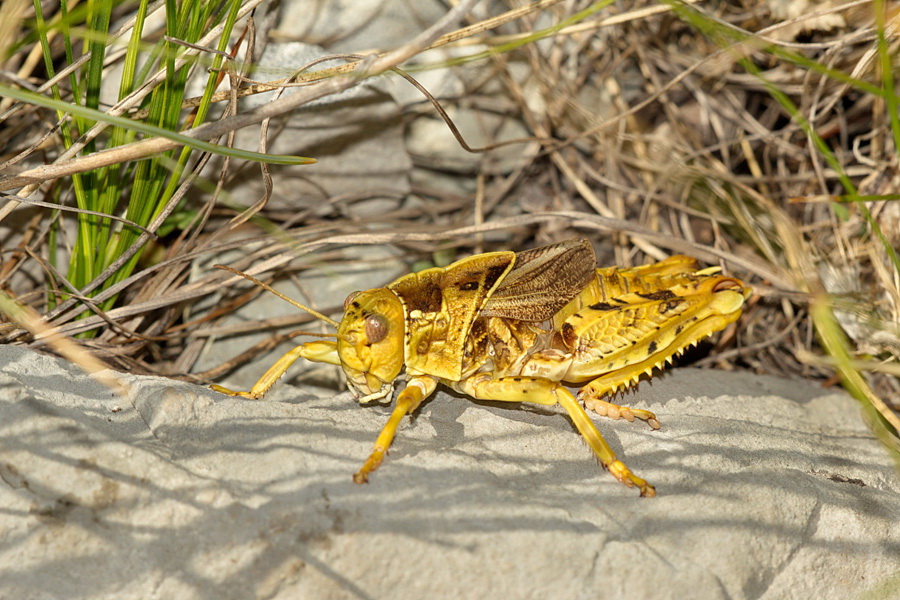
{"left": 580, "top": 394, "right": 661, "bottom": 430}
{"left": 209, "top": 384, "right": 261, "bottom": 400}
{"left": 608, "top": 460, "right": 657, "bottom": 497}
{"left": 353, "top": 446, "right": 388, "bottom": 484}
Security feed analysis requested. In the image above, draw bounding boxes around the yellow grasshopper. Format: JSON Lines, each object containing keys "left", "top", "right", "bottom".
{"left": 212, "top": 239, "right": 750, "bottom": 497}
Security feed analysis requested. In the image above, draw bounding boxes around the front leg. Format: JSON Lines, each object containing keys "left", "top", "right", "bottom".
{"left": 211, "top": 340, "right": 340, "bottom": 399}
{"left": 354, "top": 375, "right": 438, "bottom": 484}
{"left": 453, "top": 374, "right": 655, "bottom": 497}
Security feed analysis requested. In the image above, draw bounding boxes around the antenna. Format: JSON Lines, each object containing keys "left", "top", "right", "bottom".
{"left": 214, "top": 264, "right": 341, "bottom": 329}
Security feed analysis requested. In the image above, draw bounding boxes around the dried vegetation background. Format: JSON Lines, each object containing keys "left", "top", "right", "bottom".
{"left": 0, "top": 0, "right": 898, "bottom": 435}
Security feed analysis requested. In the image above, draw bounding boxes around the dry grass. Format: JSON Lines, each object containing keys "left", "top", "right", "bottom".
{"left": 0, "top": 0, "right": 898, "bottom": 432}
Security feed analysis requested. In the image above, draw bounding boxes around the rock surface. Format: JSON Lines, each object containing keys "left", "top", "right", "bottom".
{"left": 1, "top": 344, "right": 898, "bottom": 600}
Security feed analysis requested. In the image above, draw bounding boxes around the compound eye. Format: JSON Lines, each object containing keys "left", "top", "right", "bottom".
{"left": 365, "top": 314, "right": 388, "bottom": 344}
{"left": 343, "top": 291, "right": 361, "bottom": 311}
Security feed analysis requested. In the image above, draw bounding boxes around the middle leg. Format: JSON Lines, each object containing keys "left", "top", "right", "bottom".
{"left": 354, "top": 375, "right": 438, "bottom": 484}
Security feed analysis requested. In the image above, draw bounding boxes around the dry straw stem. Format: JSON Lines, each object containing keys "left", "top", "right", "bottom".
{"left": 0, "top": 291, "right": 128, "bottom": 396}
{"left": 795, "top": 349, "right": 900, "bottom": 380}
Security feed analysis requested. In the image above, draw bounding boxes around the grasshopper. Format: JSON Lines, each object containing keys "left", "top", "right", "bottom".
{"left": 212, "top": 239, "right": 750, "bottom": 496}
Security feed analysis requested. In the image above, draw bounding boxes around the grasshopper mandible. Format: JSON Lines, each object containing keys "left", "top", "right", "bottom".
{"left": 212, "top": 239, "right": 751, "bottom": 497}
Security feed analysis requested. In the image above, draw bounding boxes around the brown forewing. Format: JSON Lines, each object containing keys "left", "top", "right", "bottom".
{"left": 480, "top": 239, "right": 597, "bottom": 322}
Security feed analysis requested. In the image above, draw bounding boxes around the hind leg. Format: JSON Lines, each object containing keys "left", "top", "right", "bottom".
{"left": 454, "top": 374, "right": 655, "bottom": 497}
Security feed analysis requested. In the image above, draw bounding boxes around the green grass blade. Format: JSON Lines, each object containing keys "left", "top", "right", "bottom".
{"left": 0, "top": 85, "right": 317, "bottom": 165}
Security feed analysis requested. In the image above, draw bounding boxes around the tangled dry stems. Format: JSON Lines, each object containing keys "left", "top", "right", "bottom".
{"left": 0, "top": 0, "right": 897, "bottom": 419}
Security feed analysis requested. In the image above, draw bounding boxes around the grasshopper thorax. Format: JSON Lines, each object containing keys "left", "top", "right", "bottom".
{"left": 337, "top": 288, "right": 406, "bottom": 402}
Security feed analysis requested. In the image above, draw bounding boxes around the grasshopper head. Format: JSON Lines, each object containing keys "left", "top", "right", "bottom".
{"left": 337, "top": 288, "right": 406, "bottom": 402}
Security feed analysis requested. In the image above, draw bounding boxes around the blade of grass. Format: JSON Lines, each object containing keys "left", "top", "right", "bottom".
{"left": 873, "top": 0, "right": 900, "bottom": 161}
{"left": 0, "top": 85, "right": 316, "bottom": 166}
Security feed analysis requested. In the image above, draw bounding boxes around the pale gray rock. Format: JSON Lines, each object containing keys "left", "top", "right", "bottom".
{"left": 278, "top": 0, "right": 448, "bottom": 54}
{"left": 0, "top": 344, "right": 898, "bottom": 600}
{"left": 223, "top": 41, "right": 411, "bottom": 215}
